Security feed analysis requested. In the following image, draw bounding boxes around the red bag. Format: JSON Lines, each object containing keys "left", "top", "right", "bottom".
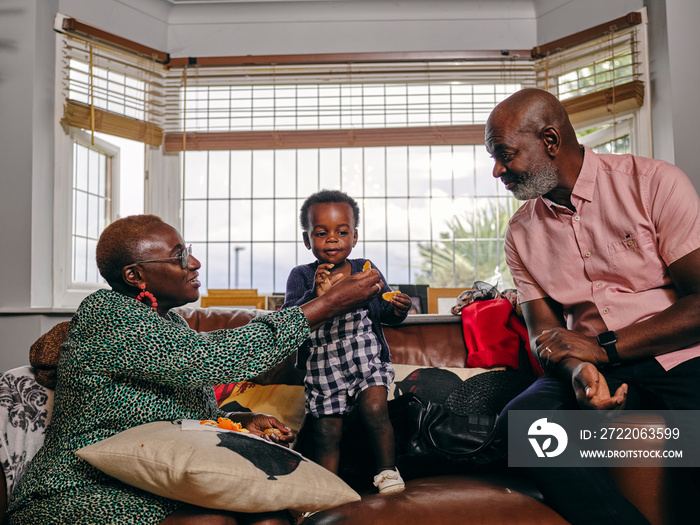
{"left": 460, "top": 298, "right": 543, "bottom": 376}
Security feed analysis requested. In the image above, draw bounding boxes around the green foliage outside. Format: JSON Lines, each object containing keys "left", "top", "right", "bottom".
{"left": 416, "top": 198, "right": 522, "bottom": 290}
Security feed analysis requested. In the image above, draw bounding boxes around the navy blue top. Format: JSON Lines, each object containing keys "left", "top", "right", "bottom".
{"left": 283, "top": 258, "right": 407, "bottom": 369}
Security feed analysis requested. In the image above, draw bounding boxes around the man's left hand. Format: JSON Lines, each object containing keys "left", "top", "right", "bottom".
{"left": 572, "top": 362, "right": 627, "bottom": 410}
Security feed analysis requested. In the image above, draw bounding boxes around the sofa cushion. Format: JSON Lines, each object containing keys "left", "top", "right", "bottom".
{"left": 384, "top": 316, "right": 467, "bottom": 367}
{"left": 0, "top": 366, "right": 54, "bottom": 499}
{"left": 76, "top": 420, "right": 360, "bottom": 513}
{"left": 174, "top": 306, "right": 263, "bottom": 332}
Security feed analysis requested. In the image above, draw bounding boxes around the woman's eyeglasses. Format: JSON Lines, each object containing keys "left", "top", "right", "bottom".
{"left": 130, "top": 245, "right": 192, "bottom": 270}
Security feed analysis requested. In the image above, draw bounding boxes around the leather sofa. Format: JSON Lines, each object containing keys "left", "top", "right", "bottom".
{"left": 0, "top": 306, "right": 693, "bottom": 524}
{"left": 174, "top": 306, "right": 694, "bottom": 525}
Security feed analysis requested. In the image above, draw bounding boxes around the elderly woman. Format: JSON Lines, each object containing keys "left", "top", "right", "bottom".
{"left": 8, "top": 215, "right": 384, "bottom": 525}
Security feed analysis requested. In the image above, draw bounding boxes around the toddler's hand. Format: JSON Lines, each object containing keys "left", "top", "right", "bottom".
{"left": 389, "top": 292, "right": 413, "bottom": 316}
{"left": 314, "top": 263, "right": 343, "bottom": 297}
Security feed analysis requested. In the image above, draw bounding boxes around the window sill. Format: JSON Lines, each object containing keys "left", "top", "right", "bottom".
{"left": 0, "top": 307, "right": 77, "bottom": 315}
{"left": 400, "top": 313, "right": 460, "bottom": 325}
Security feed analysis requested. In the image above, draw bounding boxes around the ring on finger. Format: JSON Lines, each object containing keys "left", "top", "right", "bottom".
{"left": 375, "top": 283, "right": 382, "bottom": 291}
{"left": 545, "top": 347, "right": 552, "bottom": 355}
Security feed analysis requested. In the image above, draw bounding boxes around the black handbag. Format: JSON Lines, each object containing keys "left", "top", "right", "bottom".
{"left": 393, "top": 370, "right": 534, "bottom": 476}
{"left": 406, "top": 397, "right": 503, "bottom": 464}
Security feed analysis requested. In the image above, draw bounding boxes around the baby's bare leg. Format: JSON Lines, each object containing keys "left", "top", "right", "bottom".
{"left": 312, "top": 415, "right": 344, "bottom": 474}
{"left": 358, "top": 385, "right": 395, "bottom": 472}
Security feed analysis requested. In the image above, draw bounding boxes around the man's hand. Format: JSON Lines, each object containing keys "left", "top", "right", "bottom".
{"left": 571, "top": 362, "right": 627, "bottom": 410}
{"left": 535, "top": 327, "right": 608, "bottom": 373}
{"left": 314, "top": 263, "right": 343, "bottom": 297}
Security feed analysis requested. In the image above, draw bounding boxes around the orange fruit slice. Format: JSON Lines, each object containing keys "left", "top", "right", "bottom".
{"left": 382, "top": 291, "right": 400, "bottom": 301}
{"left": 215, "top": 417, "right": 250, "bottom": 433}
{"left": 363, "top": 261, "right": 371, "bottom": 271}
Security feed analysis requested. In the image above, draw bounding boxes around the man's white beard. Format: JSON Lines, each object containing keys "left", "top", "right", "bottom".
{"left": 511, "top": 160, "right": 559, "bottom": 201}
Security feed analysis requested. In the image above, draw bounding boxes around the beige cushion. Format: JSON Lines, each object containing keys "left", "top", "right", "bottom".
{"left": 76, "top": 420, "right": 360, "bottom": 513}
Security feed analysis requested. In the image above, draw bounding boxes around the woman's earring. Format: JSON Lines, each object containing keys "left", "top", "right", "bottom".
{"left": 136, "top": 283, "right": 158, "bottom": 310}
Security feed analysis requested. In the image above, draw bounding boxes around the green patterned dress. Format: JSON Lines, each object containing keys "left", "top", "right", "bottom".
{"left": 8, "top": 289, "right": 309, "bottom": 524}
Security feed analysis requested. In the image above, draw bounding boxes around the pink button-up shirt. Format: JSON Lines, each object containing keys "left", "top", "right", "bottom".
{"left": 505, "top": 146, "right": 700, "bottom": 370}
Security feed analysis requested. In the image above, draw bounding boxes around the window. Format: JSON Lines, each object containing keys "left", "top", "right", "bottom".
{"left": 534, "top": 9, "right": 650, "bottom": 157}
{"left": 53, "top": 23, "right": 160, "bottom": 307}
{"left": 179, "top": 144, "right": 520, "bottom": 293}
{"left": 70, "top": 137, "right": 113, "bottom": 284}
{"left": 52, "top": 11, "right": 651, "bottom": 306}
{"left": 165, "top": 61, "right": 534, "bottom": 294}
{"left": 54, "top": 129, "right": 148, "bottom": 307}
{"left": 54, "top": 130, "right": 118, "bottom": 306}
{"left": 578, "top": 119, "right": 633, "bottom": 154}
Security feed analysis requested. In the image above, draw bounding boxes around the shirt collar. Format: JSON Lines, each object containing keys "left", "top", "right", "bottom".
{"left": 571, "top": 145, "right": 597, "bottom": 203}
{"left": 540, "top": 195, "right": 571, "bottom": 215}
{"left": 537, "top": 145, "right": 598, "bottom": 214}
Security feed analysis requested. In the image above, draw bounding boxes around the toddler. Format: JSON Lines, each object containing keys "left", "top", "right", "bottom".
{"left": 283, "top": 189, "right": 412, "bottom": 493}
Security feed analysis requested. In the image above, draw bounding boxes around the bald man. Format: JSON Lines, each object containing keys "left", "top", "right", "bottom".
{"left": 486, "top": 88, "right": 700, "bottom": 524}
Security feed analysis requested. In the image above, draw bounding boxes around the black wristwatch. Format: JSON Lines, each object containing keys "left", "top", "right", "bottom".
{"left": 597, "top": 330, "right": 620, "bottom": 366}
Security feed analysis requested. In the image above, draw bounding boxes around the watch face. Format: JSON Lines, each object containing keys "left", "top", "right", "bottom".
{"left": 598, "top": 331, "right": 617, "bottom": 346}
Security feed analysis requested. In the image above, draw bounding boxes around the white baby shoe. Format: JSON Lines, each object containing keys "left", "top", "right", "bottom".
{"left": 373, "top": 468, "right": 405, "bottom": 494}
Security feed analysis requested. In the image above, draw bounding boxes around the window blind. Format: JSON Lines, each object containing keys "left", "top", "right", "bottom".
{"left": 57, "top": 29, "right": 167, "bottom": 146}
{"left": 533, "top": 12, "right": 645, "bottom": 125}
{"left": 162, "top": 59, "right": 535, "bottom": 151}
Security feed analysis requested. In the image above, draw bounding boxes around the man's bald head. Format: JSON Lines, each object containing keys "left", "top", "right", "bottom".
{"left": 485, "top": 89, "right": 584, "bottom": 205}
{"left": 487, "top": 88, "right": 577, "bottom": 147}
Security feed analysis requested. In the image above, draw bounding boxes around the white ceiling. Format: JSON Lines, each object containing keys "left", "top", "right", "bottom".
{"left": 164, "top": 0, "right": 354, "bottom": 3}
{"left": 163, "top": 0, "right": 534, "bottom": 3}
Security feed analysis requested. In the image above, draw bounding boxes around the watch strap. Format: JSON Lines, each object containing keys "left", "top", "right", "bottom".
{"left": 597, "top": 330, "right": 620, "bottom": 366}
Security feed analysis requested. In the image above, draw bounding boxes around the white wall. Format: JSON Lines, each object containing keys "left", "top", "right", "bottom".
{"left": 533, "top": 0, "right": 644, "bottom": 44}
{"left": 645, "top": 0, "right": 674, "bottom": 168}
{"left": 643, "top": 0, "right": 700, "bottom": 191}
{"left": 650, "top": 0, "right": 700, "bottom": 188}
{"left": 166, "top": 0, "right": 537, "bottom": 56}
{"left": 58, "top": 0, "right": 170, "bottom": 49}
{"left": 0, "top": 0, "right": 696, "bottom": 372}
{"left": 0, "top": 0, "right": 43, "bottom": 312}
{"left": 0, "top": 0, "right": 71, "bottom": 372}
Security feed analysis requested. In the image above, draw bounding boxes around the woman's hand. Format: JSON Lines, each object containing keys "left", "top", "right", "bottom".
{"left": 300, "top": 269, "right": 382, "bottom": 330}
{"left": 571, "top": 362, "right": 627, "bottom": 411}
{"left": 228, "top": 412, "right": 295, "bottom": 445}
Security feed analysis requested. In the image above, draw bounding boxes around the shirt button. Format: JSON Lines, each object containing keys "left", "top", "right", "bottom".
{"left": 574, "top": 216, "right": 580, "bottom": 221}
{"left": 596, "top": 283, "right": 602, "bottom": 288}
{"left": 585, "top": 251, "right": 591, "bottom": 257}
{"left": 603, "top": 308, "right": 609, "bottom": 314}
{"left": 627, "top": 240, "right": 634, "bottom": 246}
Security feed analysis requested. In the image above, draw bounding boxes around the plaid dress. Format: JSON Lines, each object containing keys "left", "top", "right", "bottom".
{"left": 305, "top": 307, "right": 395, "bottom": 417}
